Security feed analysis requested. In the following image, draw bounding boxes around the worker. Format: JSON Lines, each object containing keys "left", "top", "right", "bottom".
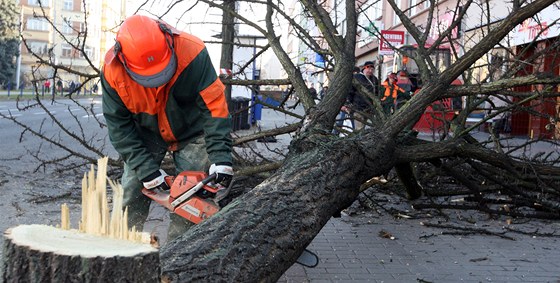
{"left": 100, "top": 15, "right": 233, "bottom": 240}
{"left": 381, "top": 72, "right": 409, "bottom": 114}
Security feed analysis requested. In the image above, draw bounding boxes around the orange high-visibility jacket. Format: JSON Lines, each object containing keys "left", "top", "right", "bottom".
{"left": 381, "top": 80, "right": 406, "bottom": 102}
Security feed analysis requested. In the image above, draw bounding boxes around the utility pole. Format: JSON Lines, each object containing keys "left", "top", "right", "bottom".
{"left": 220, "top": 0, "right": 235, "bottom": 113}
{"left": 15, "top": 6, "right": 24, "bottom": 89}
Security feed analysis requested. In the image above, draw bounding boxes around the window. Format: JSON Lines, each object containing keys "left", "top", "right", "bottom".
{"left": 408, "top": 0, "right": 417, "bottom": 16}
{"left": 62, "top": 21, "right": 73, "bottom": 34}
{"left": 82, "top": 46, "right": 95, "bottom": 59}
{"left": 357, "top": 0, "right": 383, "bottom": 47}
{"left": 27, "top": 18, "right": 49, "bottom": 31}
{"left": 63, "top": 0, "right": 73, "bottom": 10}
{"left": 28, "top": 0, "right": 49, "bottom": 7}
{"left": 393, "top": 0, "right": 402, "bottom": 26}
{"left": 27, "top": 41, "right": 48, "bottom": 55}
{"left": 62, "top": 44, "right": 73, "bottom": 58}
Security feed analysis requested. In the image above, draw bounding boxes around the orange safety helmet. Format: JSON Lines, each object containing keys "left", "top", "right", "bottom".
{"left": 115, "top": 15, "right": 177, "bottom": 88}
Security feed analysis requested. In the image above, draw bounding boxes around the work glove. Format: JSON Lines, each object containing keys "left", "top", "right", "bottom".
{"left": 142, "top": 169, "right": 170, "bottom": 190}
{"left": 209, "top": 163, "right": 233, "bottom": 188}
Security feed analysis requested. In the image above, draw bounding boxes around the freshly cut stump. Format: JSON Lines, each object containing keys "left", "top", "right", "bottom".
{"left": 3, "top": 225, "right": 160, "bottom": 283}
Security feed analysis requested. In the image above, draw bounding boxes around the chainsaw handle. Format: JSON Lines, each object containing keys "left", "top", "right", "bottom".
{"left": 164, "top": 172, "right": 214, "bottom": 187}
{"left": 202, "top": 173, "right": 217, "bottom": 184}
{"left": 169, "top": 173, "right": 217, "bottom": 208}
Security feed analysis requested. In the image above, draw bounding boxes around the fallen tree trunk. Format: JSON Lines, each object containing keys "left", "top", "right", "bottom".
{"left": 160, "top": 132, "right": 396, "bottom": 281}
{"left": 2, "top": 225, "right": 160, "bottom": 282}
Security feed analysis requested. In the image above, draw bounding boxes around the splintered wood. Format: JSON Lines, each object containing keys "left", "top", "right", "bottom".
{"left": 60, "top": 157, "right": 148, "bottom": 243}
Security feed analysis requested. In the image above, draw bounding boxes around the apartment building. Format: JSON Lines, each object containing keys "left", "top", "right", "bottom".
{"left": 16, "top": 0, "right": 126, "bottom": 92}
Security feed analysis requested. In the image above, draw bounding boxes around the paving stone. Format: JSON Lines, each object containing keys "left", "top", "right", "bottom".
{"left": 280, "top": 214, "right": 560, "bottom": 282}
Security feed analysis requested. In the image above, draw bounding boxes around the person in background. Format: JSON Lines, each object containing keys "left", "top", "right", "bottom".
{"left": 309, "top": 86, "right": 319, "bottom": 103}
{"left": 334, "top": 67, "right": 361, "bottom": 134}
{"left": 56, "top": 80, "right": 63, "bottom": 95}
{"left": 381, "top": 72, "right": 409, "bottom": 114}
{"left": 319, "top": 86, "right": 328, "bottom": 100}
{"left": 347, "top": 61, "right": 379, "bottom": 130}
{"left": 487, "top": 96, "right": 511, "bottom": 138}
{"left": 44, "top": 80, "right": 51, "bottom": 95}
{"left": 69, "top": 81, "right": 76, "bottom": 94}
{"left": 100, "top": 15, "right": 233, "bottom": 240}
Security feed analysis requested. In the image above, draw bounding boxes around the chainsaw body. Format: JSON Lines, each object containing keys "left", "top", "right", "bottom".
{"left": 142, "top": 171, "right": 220, "bottom": 224}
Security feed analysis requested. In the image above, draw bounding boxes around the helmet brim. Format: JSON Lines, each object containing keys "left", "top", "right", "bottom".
{"left": 125, "top": 50, "right": 177, "bottom": 88}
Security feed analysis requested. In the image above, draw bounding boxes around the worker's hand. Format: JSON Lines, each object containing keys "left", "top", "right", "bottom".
{"left": 209, "top": 163, "right": 233, "bottom": 188}
{"left": 142, "top": 169, "right": 170, "bottom": 190}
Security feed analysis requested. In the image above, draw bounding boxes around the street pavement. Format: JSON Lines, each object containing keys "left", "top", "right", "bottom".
{"left": 280, "top": 212, "right": 560, "bottom": 282}
{"left": 244, "top": 103, "right": 560, "bottom": 282}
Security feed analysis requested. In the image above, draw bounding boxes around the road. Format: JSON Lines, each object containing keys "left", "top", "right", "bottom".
{"left": 0, "top": 96, "right": 113, "bottom": 170}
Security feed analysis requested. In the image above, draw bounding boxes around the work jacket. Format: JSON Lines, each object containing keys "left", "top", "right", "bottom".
{"left": 381, "top": 80, "right": 408, "bottom": 104}
{"left": 101, "top": 31, "right": 232, "bottom": 180}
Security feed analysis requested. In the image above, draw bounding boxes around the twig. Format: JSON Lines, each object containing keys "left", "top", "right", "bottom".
{"left": 28, "top": 192, "right": 73, "bottom": 204}
{"left": 421, "top": 221, "right": 516, "bottom": 240}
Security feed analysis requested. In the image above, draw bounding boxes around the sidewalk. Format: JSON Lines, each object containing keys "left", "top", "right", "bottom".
{"left": 280, "top": 212, "right": 560, "bottom": 282}
{"left": 247, "top": 104, "right": 560, "bottom": 282}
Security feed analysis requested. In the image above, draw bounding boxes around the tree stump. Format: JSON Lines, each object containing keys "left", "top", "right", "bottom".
{"left": 2, "top": 225, "right": 160, "bottom": 283}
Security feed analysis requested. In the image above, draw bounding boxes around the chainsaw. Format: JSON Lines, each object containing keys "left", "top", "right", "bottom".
{"left": 142, "top": 170, "right": 319, "bottom": 268}
{"left": 142, "top": 171, "right": 220, "bottom": 224}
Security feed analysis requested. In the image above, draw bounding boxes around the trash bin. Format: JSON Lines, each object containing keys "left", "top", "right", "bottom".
{"left": 231, "top": 96, "right": 250, "bottom": 131}
{"left": 253, "top": 95, "right": 263, "bottom": 123}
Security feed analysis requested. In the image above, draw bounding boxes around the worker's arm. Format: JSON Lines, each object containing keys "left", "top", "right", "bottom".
{"left": 191, "top": 48, "right": 233, "bottom": 166}
{"left": 100, "top": 73, "right": 160, "bottom": 180}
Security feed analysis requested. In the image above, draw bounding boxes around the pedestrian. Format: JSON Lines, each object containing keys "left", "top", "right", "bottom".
{"left": 309, "top": 86, "right": 319, "bottom": 103}
{"left": 100, "top": 15, "right": 233, "bottom": 240}
{"left": 319, "top": 86, "right": 328, "bottom": 100}
{"left": 346, "top": 61, "right": 379, "bottom": 130}
{"left": 334, "top": 67, "right": 361, "bottom": 135}
{"left": 487, "top": 96, "right": 511, "bottom": 138}
{"left": 381, "top": 72, "right": 409, "bottom": 114}
{"left": 56, "top": 80, "right": 63, "bottom": 95}
{"left": 44, "top": 80, "right": 51, "bottom": 92}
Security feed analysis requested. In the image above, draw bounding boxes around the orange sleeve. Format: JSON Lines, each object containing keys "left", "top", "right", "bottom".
{"left": 200, "top": 79, "right": 229, "bottom": 118}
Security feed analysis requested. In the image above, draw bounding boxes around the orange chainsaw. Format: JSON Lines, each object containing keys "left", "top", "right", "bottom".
{"left": 143, "top": 171, "right": 320, "bottom": 268}
{"left": 142, "top": 171, "right": 220, "bottom": 224}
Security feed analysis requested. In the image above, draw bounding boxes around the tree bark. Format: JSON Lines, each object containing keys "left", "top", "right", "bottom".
{"left": 220, "top": 0, "right": 235, "bottom": 113}
{"left": 160, "top": 132, "right": 396, "bottom": 282}
{"left": 2, "top": 225, "right": 160, "bottom": 283}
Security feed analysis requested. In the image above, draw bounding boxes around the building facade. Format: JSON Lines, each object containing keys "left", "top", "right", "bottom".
{"left": 16, "top": 0, "right": 126, "bottom": 93}
{"left": 355, "top": 0, "right": 559, "bottom": 138}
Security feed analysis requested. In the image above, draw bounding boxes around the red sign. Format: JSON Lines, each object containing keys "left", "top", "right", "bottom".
{"left": 379, "top": 30, "right": 405, "bottom": 55}
{"left": 427, "top": 12, "right": 459, "bottom": 44}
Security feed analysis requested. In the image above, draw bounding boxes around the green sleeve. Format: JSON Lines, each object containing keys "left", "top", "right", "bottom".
{"left": 196, "top": 50, "right": 233, "bottom": 165}
{"left": 100, "top": 73, "right": 160, "bottom": 180}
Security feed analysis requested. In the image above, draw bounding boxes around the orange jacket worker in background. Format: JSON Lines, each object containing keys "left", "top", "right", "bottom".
{"left": 101, "top": 15, "right": 233, "bottom": 240}
{"left": 381, "top": 72, "right": 408, "bottom": 114}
